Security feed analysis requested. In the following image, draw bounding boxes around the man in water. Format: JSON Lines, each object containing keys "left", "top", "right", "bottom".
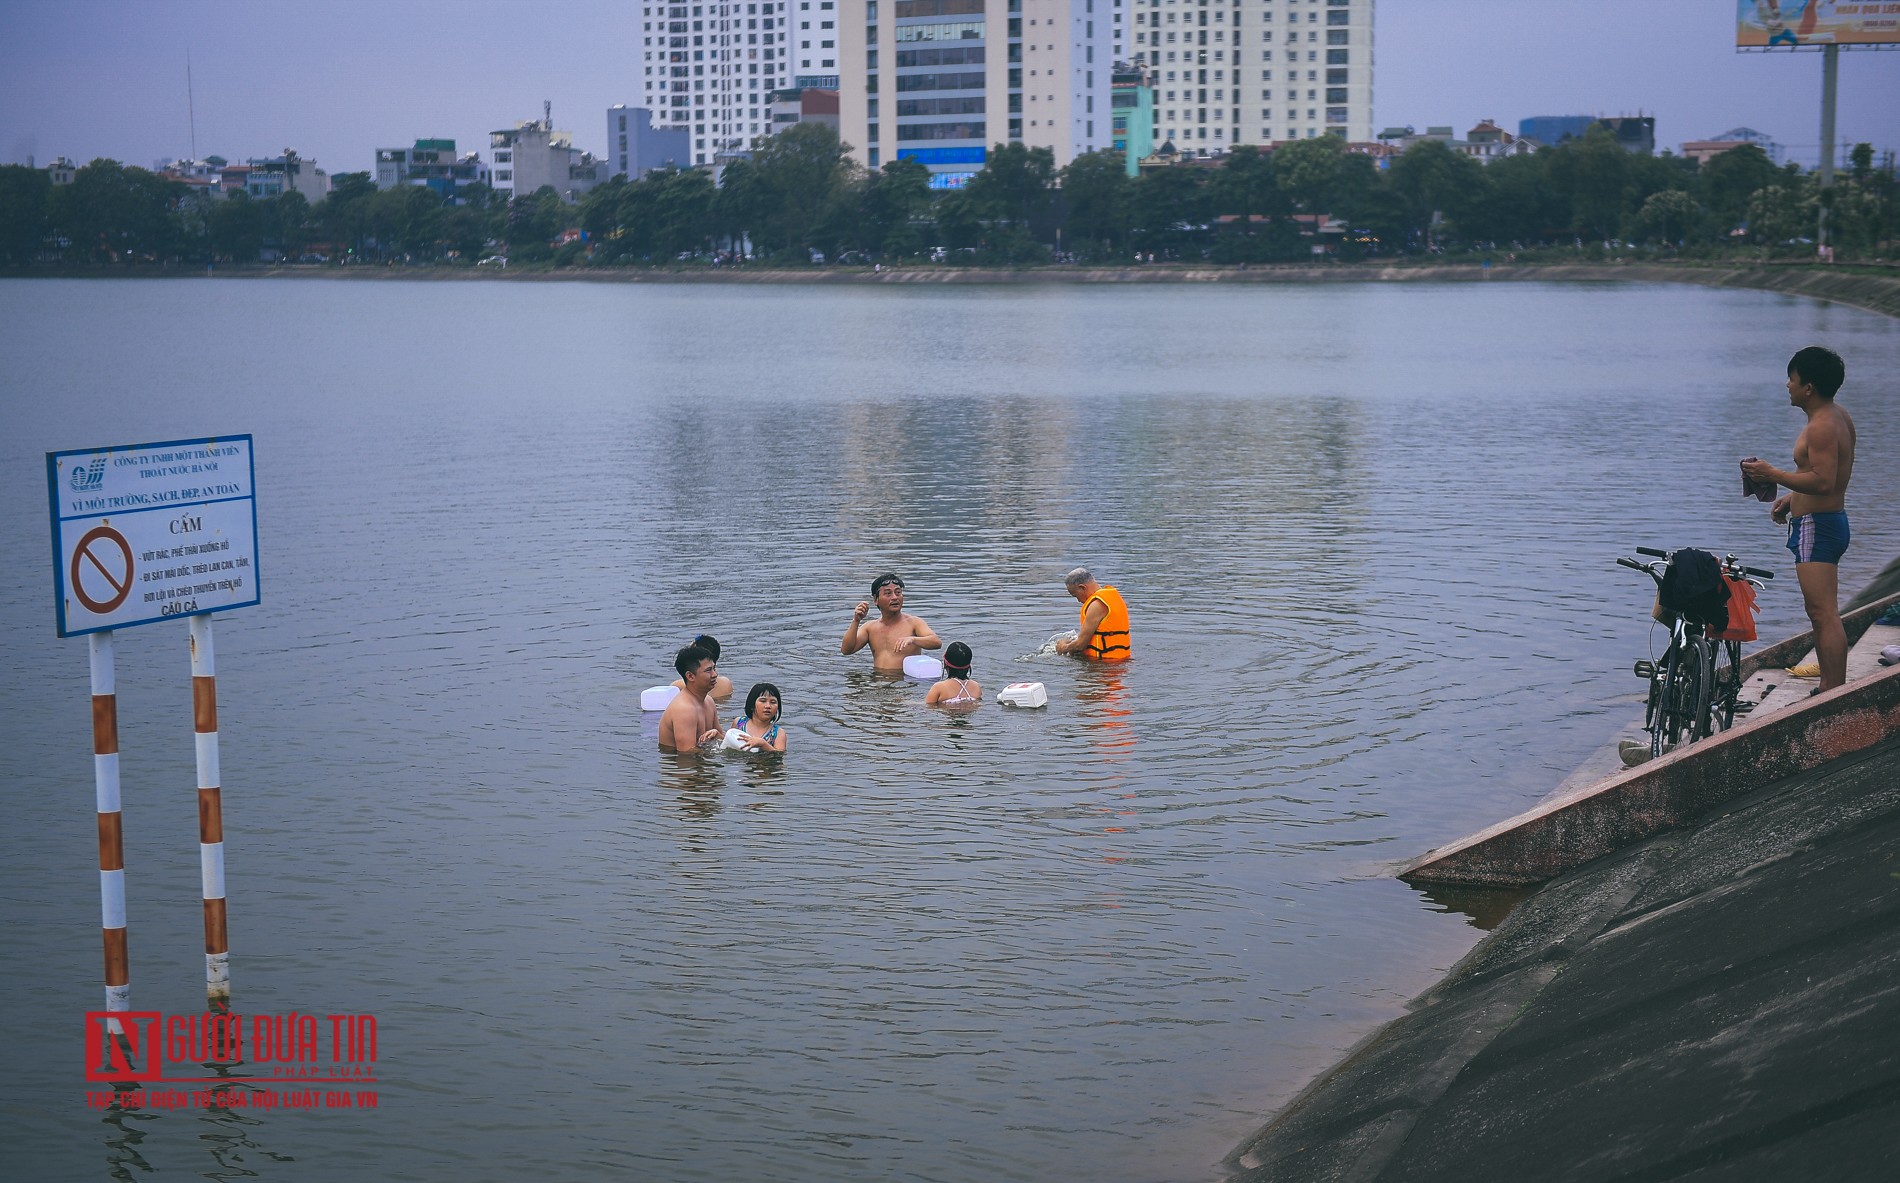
{"left": 1055, "top": 567, "right": 1131, "bottom": 660}
{"left": 659, "top": 643, "right": 724, "bottom": 750}
{"left": 841, "top": 573, "right": 941, "bottom": 670}
{"left": 1743, "top": 346, "right": 1857, "bottom": 691}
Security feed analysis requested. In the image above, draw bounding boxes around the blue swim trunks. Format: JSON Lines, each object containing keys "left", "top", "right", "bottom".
{"left": 1786, "top": 511, "right": 1850, "bottom": 565}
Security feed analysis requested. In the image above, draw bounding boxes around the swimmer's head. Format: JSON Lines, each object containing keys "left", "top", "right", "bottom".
{"left": 675, "top": 643, "right": 716, "bottom": 680}
{"left": 745, "top": 682, "right": 781, "bottom": 721}
{"left": 692, "top": 634, "right": 721, "bottom": 661}
{"left": 871, "top": 573, "right": 905, "bottom": 605}
{"left": 1065, "top": 567, "right": 1098, "bottom": 600}
{"left": 943, "top": 641, "right": 972, "bottom": 673}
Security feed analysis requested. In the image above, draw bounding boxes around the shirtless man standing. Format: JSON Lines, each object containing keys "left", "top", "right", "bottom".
{"left": 841, "top": 573, "right": 941, "bottom": 670}
{"left": 659, "top": 643, "right": 724, "bottom": 751}
{"left": 1742, "top": 346, "right": 1857, "bottom": 691}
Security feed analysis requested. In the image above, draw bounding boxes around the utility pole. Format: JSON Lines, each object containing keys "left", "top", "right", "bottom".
{"left": 1816, "top": 43, "right": 1838, "bottom": 260}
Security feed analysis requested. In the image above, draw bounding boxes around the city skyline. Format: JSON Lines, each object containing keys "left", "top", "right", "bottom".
{"left": 2, "top": 0, "right": 1895, "bottom": 176}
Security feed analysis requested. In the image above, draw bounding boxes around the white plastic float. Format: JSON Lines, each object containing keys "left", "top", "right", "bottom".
{"left": 721, "top": 727, "right": 754, "bottom": 751}
{"left": 997, "top": 681, "right": 1049, "bottom": 708}
{"left": 640, "top": 685, "right": 680, "bottom": 712}
{"left": 903, "top": 655, "right": 944, "bottom": 680}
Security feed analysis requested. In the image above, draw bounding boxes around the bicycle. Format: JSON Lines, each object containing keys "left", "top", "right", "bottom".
{"left": 1617, "top": 547, "right": 1774, "bottom": 758}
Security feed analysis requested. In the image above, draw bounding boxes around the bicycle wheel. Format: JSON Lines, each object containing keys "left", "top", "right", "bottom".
{"left": 1707, "top": 639, "right": 1741, "bottom": 733}
{"left": 1657, "top": 642, "right": 1689, "bottom": 753}
{"left": 1684, "top": 637, "right": 1714, "bottom": 741}
{"left": 1645, "top": 666, "right": 1668, "bottom": 758}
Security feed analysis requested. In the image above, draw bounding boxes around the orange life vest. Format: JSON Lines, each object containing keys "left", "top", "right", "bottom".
{"left": 1082, "top": 586, "right": 1131, "bottom": 661}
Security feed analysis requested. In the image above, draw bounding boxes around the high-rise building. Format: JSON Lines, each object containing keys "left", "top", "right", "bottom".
{"left": 638, "top": 1, "right": 794, "bottom": 167}
{"left": 1129, "top": 0, "right": 1373, "bottom": 156}
{"left": 825, "top": 0, "right": 1114, "bottom": 187}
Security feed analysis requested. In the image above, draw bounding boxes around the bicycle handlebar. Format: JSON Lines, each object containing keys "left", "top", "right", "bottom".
{"left": 1616, "top": 556, "right": 1650, "bottom": 571}
{"left": 1739, "top": 565, "right": 1774, "bottom": 580}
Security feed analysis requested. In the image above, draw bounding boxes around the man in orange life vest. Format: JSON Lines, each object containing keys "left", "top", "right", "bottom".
{"left": 1055, "top": 567, "right": 1131, "bottom": 660}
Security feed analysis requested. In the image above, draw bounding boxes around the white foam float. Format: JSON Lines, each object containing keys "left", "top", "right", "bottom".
{"left": 721, "top": 727, "right": 754, "bottom": 751}
{"left": 997, "top": 681, "right": 1048, "bottom": 708}
{"left": 640, "top": 685, "right": 680, "bottom": 712}
{"left": 903, "top": 655, "right": 944, "bottom": 680}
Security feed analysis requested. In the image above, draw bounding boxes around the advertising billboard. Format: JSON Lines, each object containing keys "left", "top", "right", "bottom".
{"left": 1737, "top": 1, "right": 1900, "bottom": 47}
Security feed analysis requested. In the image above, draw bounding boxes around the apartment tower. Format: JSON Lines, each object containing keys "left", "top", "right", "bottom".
{"left": 1128, "top": 0, "right": 1371, "bottom": 154}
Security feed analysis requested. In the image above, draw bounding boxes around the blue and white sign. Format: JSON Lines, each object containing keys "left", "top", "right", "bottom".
{"left": 47, "top": 435, "right": 260, "bottom": 638}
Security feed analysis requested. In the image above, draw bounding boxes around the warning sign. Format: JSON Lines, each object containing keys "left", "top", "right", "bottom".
{"left": 47, "top": 436, "right": 260, "bottom": 637}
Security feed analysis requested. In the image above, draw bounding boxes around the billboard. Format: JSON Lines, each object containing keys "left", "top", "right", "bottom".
{"left": 1737, "top": 1, "right": 1900, "bottom": 47}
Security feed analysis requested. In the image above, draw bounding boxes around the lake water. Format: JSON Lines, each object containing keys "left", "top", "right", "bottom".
{"left": 2, "top": 277, "right": 1895, "bottom": 1183}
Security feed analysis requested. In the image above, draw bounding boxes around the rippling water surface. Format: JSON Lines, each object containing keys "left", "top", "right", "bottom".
{"left": 2, "top": 278, "right": 1895, "bottom": 1182}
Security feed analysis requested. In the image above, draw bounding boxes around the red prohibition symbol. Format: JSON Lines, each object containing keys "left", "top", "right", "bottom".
{"left": 71, "top": 524, "right": 135, "bottom": 614}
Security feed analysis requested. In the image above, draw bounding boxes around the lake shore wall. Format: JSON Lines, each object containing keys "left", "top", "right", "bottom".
{"left": 24, "top": 261, "right": 1898, "bottom": 320}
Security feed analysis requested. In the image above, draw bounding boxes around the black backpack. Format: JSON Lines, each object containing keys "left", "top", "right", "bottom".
{"left": 1659, "top": 548, "right": 1728, "bottom": 629}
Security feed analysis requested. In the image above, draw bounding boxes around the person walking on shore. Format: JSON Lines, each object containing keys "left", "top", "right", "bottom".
{"left": 1742, "top": 346, "right": 1857, "bottom": 691}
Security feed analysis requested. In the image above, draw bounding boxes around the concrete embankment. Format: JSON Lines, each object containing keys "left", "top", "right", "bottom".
{"left": 164, "top": 260, "right": 1900, "bottom": 320}
{"left": 1225, "top": 556, "right": 1900, "bottom": 1182}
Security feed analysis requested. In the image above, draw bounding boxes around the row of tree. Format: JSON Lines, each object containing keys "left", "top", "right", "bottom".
{"left": 2, "top": 125, "right": 1893, "bottom": 269}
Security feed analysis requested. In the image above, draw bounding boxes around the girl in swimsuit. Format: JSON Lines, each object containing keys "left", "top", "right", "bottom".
{"left": 926, "top": 642, "right": 982, "bottom": 707}
{"left": 733, "top": 682, "right": 786, "bottom": 752}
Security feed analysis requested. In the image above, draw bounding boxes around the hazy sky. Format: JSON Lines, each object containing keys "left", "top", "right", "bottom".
{"left": 2, "top": 0, "right": 1894, "bottom": 173}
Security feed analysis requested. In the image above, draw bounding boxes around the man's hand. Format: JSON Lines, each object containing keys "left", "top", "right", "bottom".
{"left": 700, "top": 728, "right": 723, "bottom": 746}
{"left": 853, "top": 601, "right": 870, "bottom": 621}
{"left": 1771, "top": 493, "right": 1793, "bottom": 525}
{"left": 1740, "top": 457, "right": 1780, "bottom": 485}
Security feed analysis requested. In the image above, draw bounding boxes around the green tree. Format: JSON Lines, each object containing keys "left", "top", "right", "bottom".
{"left": 49, "top": 159, "right": 183, "bottom": 264}
{"left": 0, "top": 164, "right": 52, "bottom": 265}
{"left": 1058, "top": 149, "right": 1133, "bottom": 254}
{"left": 1700, "top": 143, "right": 1779, "bottom": 235}
{"left": 208, "top": 190, "right": 266, "bottom": 261}
{"left": 313, "top": 171, "right": 378, "bottom": 259}
{"left": 1633, "top": 188, "right": 1702, "bottom": 245}
{"left": 1459, "top": 151, "right": 1564, "bottom": 245}
{"left": 1387, "top": 139, "right": 1484, "bottom": 246}
{"left": 1128, "top": 164, "right": 1209, "bottom": 255}
{"left": 857, "top": 157, "right": 931, "bottom": 255}
{"left": 1546, "top": 126, "right": 1631, "bottom": 240}
{"left": 1272, "top": 135, "right": 1349, "bottom": 213}
{"left": 745, "top": 123, "right": 861, "bottom": 255}
{"left": 964, "top": 141, "right": 1056, "bottom": 228}
{"left": 1747, "top": 181, "right": 1816, "bottom": 248}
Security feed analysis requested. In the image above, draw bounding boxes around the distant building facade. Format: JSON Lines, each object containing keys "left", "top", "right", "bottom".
{"left": 607, "top": 105, "right": 691, "bottom": 179}
{"left": 1518, "top": 114, "right": 1653, "bottom": 155}
{"left": 489, "top": 112, "right": 605, "bottom": 202}
{"left": 224, "top": 153, "right": 330, "bottom": 200}
{"left": 1681, "top": 127, "right": 1783, "bottom": 167}
{"left": 1518, "top": 115, "right": 1594, "bottom": 146}
{"left": 768, "top": 86, "right": 840, "bottom": 134}
{"left": 374, "top": 139, "right": 487, "bottom": 201}
{"left": 637, "top": 0, "right": 793, "bottom": 167}
{"left": 1131, "top": 0, "right": 1374, "bottom": 157}
{"left": 1111, "top": 64, "right": 1155, "bottom": 175}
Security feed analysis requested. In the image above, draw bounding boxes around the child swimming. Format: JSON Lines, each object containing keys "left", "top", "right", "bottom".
{"left": 732, "top": 682, "right": 786, "bottom": 752}
{"left": 925, "top": 642, "right": 982, "bottom": 707}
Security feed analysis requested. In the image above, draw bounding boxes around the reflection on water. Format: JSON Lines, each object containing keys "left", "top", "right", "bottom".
{"left": 2, "top": 279, "right": 1897, "bottom": 1183}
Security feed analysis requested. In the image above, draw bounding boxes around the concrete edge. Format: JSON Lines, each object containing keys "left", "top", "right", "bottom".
{"left": 1398, "top": 660, "right": 1900, "bottom": 887}
{"left": 1738, "top": 589, "right": 1900, "bottom": 681}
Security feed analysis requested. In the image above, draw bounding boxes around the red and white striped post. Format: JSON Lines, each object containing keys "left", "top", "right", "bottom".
{"left": 92, "top": 631, "right": 132, "bottom": 1024}
{"left": 190, "top": 616, "right": 231, "bottom": 1011}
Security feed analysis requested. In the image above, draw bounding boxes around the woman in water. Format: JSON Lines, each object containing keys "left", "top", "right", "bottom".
{"left": 925, "top": 642, "right": 982, "bottom": 707}
{"left": 733, "top": 682, "right": 786, "bottom": 752}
